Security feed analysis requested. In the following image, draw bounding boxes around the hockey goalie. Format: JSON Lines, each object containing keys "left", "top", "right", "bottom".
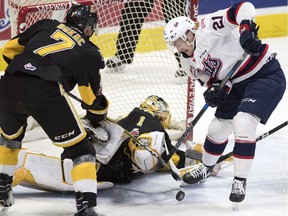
{"left": 12, "top": 95, "right": 193, "bottom": 191}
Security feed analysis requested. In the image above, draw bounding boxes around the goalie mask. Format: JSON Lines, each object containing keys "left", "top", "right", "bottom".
{"left": 140, "top": 95, "right": 171, "bottom": 128}
{"left": 164, "top": 16, "right": 198, "bottom": 45}
{"left": 66, "top": 4, "right": 98, "bottom": 35}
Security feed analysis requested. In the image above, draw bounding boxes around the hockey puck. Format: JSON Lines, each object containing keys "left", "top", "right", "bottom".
{"left": 175, "top": 190, "right": 185, "bottom": 201}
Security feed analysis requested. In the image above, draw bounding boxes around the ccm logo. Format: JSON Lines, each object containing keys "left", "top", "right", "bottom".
{"left": 242, "top": 98, "right": 256, "bottom": 103}
{"left": 55, "top": 130, "right": 75, "bottom": 140}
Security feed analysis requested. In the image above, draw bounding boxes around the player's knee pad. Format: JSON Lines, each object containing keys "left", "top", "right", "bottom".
{"left": 233, "top": 112, "right": 260, "bottom": 141}
{"left": 63, "top": 137, "right": 96, "bottom": 161}
{"left": 207, "top": 118, "right": 233, "bottom": 142}
{"left": 0, "top": 136, "right": 21, "bottom": 149}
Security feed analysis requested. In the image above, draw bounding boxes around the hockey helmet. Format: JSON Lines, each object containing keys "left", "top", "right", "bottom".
{"left": 66, "top": 4, "right": 98, "bottom": 33}
{"left": 164, "top": 16, "right": 198, "bottom": 45}
{"left": 140, "top": 95, "right": 171, "bottom": 128}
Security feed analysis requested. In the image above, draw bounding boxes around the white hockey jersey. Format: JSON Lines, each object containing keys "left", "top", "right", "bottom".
{"left": 181, "top": 2, "right": 274, "bottom": 87}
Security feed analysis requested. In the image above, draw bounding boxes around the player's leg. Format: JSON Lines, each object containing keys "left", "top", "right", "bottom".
{"left": 0, "top": 74, "right": 30, "bottom": 210}
{"left": 106, "top": 0, "right": 154, "bottom": 70}
{"left": 27, "top": 80, "right": 98, "bottom": 215}
{"left": 230, "top": 59, "right": 286, "bottom": 203}
{"left": 182, "top": 117, "right": 233, "bottom": 184}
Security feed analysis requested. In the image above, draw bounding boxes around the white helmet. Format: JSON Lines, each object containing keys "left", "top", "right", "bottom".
{"left": 164, "top": 16, "right": 197, "bottom": 45}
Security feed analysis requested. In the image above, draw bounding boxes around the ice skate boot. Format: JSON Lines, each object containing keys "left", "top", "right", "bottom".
{"left": 0, "top": 174, "right": 15, "bottom": 214}
{"left": 229, "top": 177, "right": 246, "bottom": 203}
{"left": 182, "top": 163, "right": 212, "bottom": 184}
{"left": 74, "top": 192, "right": 100, "bottom": 216}
{"left": 105, "top": 55, "right": 127, "bottom": 72}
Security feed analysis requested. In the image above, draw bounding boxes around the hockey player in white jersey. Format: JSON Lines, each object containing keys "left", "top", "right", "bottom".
{"left": 164, "top": 2, "right": 286, "bottom": 205}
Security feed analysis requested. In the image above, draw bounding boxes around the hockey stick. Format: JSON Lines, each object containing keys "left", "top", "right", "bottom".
{"left": 186, "top": 120, "right": 288, "bottom": 160}
{"left": 169, "top": 120, "right": 288, "bottom": 181}
{"left": 67, "top": 92, "right": 166, "bottom": 168}
{"left": 215, "top": 120, "right": 288, "bottom": 164}
{"left": 156, "top": 52, "right": 249, "bottom": 169}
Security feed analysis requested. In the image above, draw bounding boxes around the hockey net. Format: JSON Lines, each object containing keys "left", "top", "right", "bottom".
{"left": 8, "top": 0, "right": 197, "bottom": 141}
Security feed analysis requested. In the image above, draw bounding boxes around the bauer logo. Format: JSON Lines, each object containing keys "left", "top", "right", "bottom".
{"left": 24, "top": 63, "right": 37, "bottom": 71}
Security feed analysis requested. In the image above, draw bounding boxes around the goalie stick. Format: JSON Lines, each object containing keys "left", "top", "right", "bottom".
{"left": 67, "top": 92, "right": 166, "bottom": 169}
{"left": 169, "top": 120, "right": 288, "bottom": 181}
{"left": 156, "top": 52, "right": 249, "bottom": 169}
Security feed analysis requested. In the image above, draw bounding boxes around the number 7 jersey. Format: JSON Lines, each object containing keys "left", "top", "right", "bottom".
{"left": 3, "top": 19, "right": 105, "bottom": 93}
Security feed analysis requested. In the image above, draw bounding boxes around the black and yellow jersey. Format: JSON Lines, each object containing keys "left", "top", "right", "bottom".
{"left": 3, "top": 19, "right": 107, "bottom": 114}
{"left": 118, "top": 107, "right": 168, "bottom": 139}
{"left": 118, "top": 107, "right": 174, "bottom": 161}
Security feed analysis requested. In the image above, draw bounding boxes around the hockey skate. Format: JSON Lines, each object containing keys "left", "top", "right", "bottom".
{"left": 74, "top": 192, "right": 100, "bottom": 216}
{"left": 229, "top": 177, "right": 247, "bottom": 208}
{"left": 105, "top": 56, "right": 127, "bottom": 72}
{"left": 0, "top": 174, "right": 15, "bottom": 215}
{"left": 181, "top": 163, "right": 212, "bottom": 184}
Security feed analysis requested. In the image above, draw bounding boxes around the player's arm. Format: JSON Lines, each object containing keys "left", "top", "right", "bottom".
{"left": 77, "top": 47, "right": 108, "bottom": 116}
{"left": 77, "top": 48, "right": 109, "bottom": 142}
{"left": 3, "top": 19, "right": 53, "bottom": 64}
{"left": 226, "top": 2, "right": 256, "bottom": 26}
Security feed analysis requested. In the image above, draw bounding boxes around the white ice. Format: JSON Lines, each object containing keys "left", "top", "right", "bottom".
{"left": 7, "top": 36, "right": 288, "bottom": 216}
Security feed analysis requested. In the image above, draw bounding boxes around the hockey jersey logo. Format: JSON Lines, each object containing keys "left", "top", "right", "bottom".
{"left": 202, "top": 54, "right": 223, "bottom": 77}
{"left": 130, "top": 128, "right": 139, "bottom": 137}
{"left": 24, "top": 63, "right": 37, "bottom": 71}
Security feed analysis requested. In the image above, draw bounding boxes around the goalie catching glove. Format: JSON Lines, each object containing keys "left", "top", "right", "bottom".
{"left": 82, "top": 111, "right": 109, "bottom": 144}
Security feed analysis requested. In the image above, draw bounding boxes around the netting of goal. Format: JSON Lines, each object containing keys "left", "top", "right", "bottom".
{"left": 8, "top": 0, "right": 198, "bottom": 141}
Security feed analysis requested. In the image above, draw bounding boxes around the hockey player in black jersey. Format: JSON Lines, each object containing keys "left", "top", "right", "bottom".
{"left": 0, "top": 4, "right": 107, "bottom": 216}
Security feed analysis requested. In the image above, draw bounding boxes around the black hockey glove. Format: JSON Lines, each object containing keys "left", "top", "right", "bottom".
{"left": 204, "top": 82, "right": 229, "bottom": 108}
{"left": 239, "top": 20, "right": 262, "bottom": 56}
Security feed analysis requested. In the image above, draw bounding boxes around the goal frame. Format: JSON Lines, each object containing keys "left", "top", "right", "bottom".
{"left": 10, "top": 0, "right": 198, "bottom": 140}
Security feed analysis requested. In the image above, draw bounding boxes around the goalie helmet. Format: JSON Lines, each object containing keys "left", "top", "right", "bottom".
{"left": 66, "top": 4, "right": 98, "bottom": 34}
{"left": 140, "top": 95, "right": 171, "bottom": 128}
{"left": 164, "top": 16, "right": 198, "bottom": 45}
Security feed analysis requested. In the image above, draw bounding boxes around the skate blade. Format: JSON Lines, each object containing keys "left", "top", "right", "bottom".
{"left": 232, "top": 202, "right": 239, "bottom": 210}
{"left": 0, "top": 207, "right": 9, "bottom": 216}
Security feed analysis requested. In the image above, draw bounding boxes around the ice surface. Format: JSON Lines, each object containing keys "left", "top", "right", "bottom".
{"left": 6, "top": 37, "right": 288, "bottom": 216}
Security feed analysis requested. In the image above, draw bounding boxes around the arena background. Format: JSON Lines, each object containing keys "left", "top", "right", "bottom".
{"left": 0, "top": 0, "right": 287, "bottom": 71}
